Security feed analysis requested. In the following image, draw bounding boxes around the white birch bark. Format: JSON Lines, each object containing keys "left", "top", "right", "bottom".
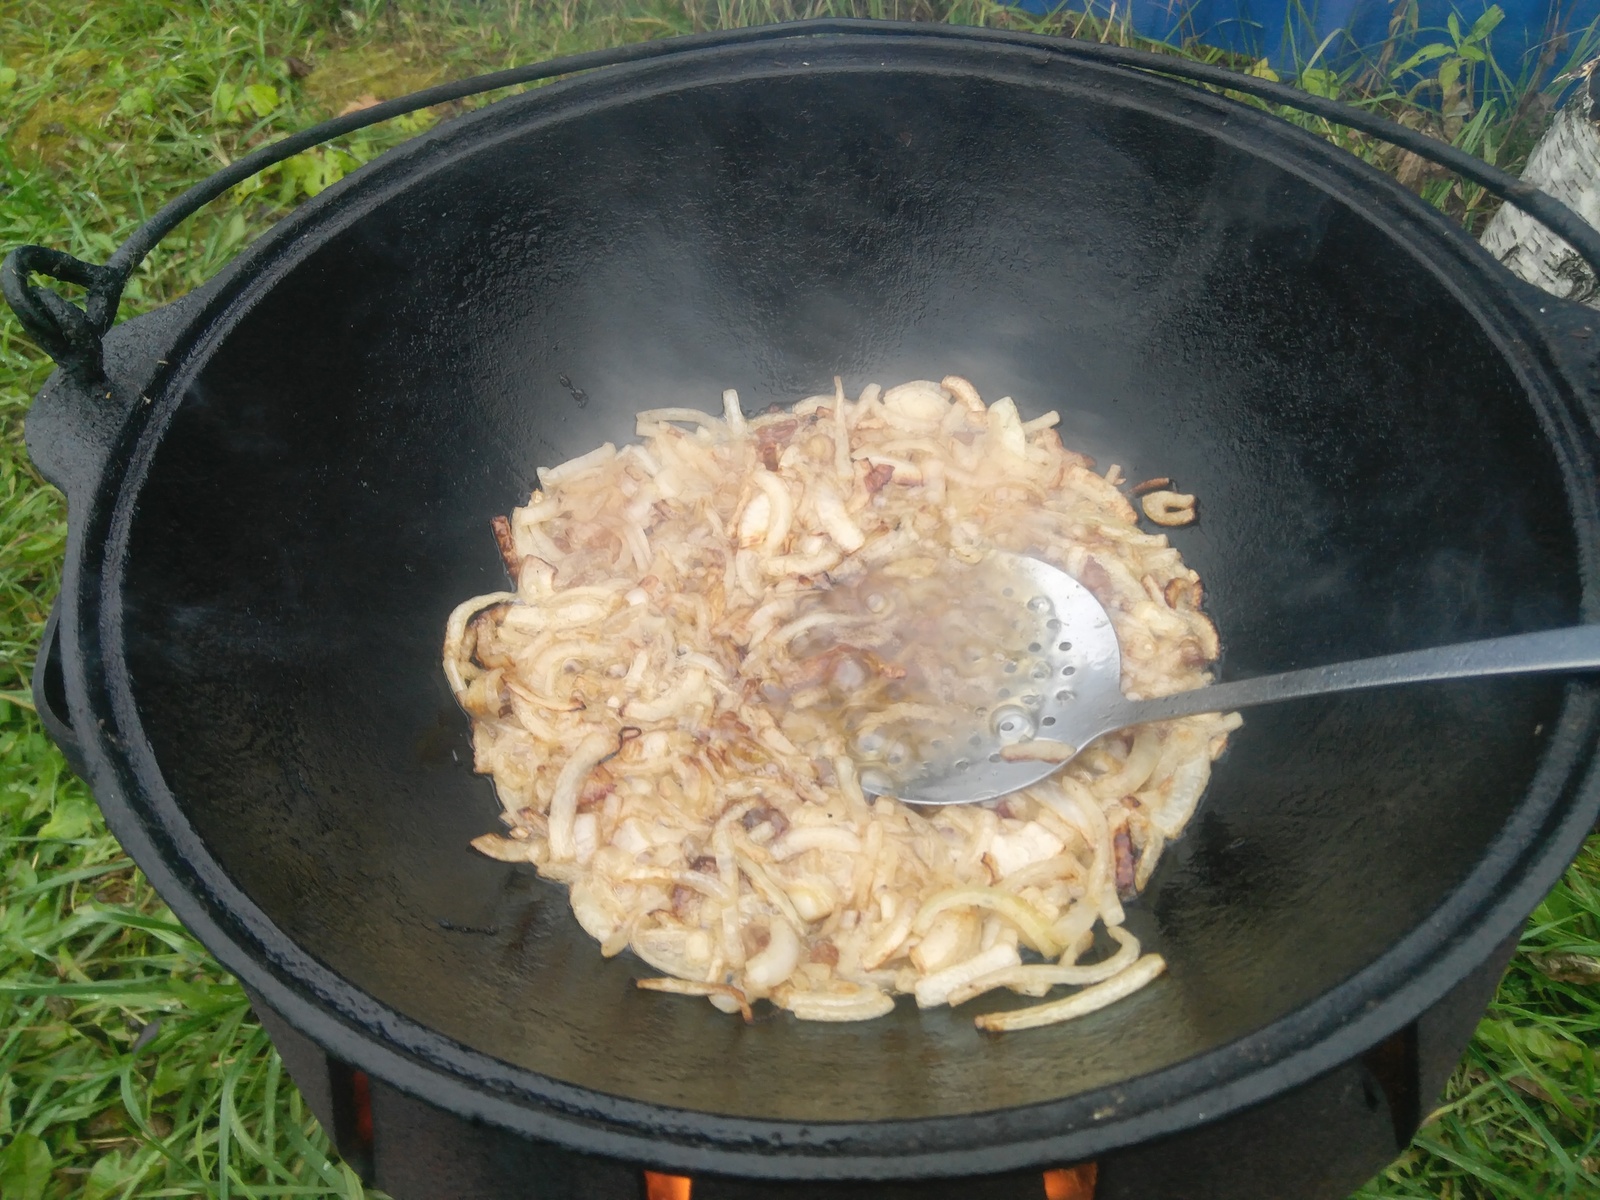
{"left": 1480, "top": 71, "right": 1600, "bottom": 306}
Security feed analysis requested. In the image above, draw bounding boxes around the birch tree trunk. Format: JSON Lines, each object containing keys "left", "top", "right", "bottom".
{"left": 1480, "top": 69, "right": 1600, "bottom": 306}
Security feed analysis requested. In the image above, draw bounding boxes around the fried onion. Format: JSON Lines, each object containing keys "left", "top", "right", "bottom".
{"left": 445, "top": 375, "right": 1236, "bottom": 1030}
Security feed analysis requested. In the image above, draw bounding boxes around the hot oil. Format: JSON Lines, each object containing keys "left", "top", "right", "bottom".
{"left": 773, "top": 555, "right": 1070, "bottom": 796}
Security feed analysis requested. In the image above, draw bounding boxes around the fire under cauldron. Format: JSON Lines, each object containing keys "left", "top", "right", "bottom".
{"left": 9, "top": 20, "right": 1600, "bottom": 1200}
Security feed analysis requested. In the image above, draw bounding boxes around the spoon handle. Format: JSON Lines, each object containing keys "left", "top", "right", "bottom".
{"left": 1109, "top": 625, "right": 1600, "bottom": 728}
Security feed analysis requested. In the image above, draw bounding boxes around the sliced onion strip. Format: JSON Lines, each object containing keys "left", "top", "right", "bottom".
{"left": 974, "top": 953, "right": 1167, "bottom": 1032}
{"left": 636, "top": 977, "right": 753, "bottom": 1022}
{"left": 547, "top": 730, "right": 622, "bottom": 861}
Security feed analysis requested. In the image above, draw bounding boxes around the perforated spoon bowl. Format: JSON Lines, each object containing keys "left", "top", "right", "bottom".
{"left": 867, "top": 552, "right": 1600, "bottom": 806}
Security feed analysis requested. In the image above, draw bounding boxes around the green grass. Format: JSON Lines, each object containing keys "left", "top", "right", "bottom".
{"left": 2, "top": 2, "right": 1599, "bottom": 1197}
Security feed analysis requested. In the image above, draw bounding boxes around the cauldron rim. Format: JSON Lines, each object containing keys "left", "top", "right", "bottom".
{"left": 41, "top": 26, "right": 1600, "bottom": 1179}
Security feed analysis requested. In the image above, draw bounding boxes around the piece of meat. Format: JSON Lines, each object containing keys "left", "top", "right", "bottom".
{"left": 757, "top": 419, "right": 799, "bottom": 472}
{"left": 741, "top": 805, "right": 790, "bottom": 838}
{"left": 490, "top": 514, "right": 520, "bottom": 580}
{"left": 1113, "top": 826, "right": 1141, "bottom": 899}
{"left": 1079, "top": 558, "right": 1114, "bottom": 604}
{"left": 864, "top": 462, "right": 896, "bottom": 493}
{"left": 576, "top": 768, "right": 615, "bottom": 812}
{"left": 808, "top": 939, "right": 840, "bottom": 966}
{"left": 468, "top": 607, "right": 514, "bottom": 670}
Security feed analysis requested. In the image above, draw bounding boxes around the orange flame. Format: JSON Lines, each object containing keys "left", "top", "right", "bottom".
{"left": 1042, "top": 1162, "right": 1099, "bottom": 1200}
{"left": 643, "top": 1170, "right": 693, "bottom": 1200}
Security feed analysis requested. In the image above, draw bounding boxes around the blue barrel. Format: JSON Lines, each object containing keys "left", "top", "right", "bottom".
{"left": 1010, "top": 0, "right": 1600, "bottom": 86}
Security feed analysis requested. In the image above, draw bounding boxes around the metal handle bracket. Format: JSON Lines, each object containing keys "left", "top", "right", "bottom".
{"left": 2, "top": 245, "right": 121, "bottom": 384}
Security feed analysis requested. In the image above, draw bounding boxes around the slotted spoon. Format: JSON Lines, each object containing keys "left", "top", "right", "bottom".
{"left": 868, "top": 551, "right": 1600, "bottom": 806}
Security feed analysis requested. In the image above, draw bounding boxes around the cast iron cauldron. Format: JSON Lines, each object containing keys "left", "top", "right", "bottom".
{"left": 10, "top": 19, "right": 1600, "bottom": 1200}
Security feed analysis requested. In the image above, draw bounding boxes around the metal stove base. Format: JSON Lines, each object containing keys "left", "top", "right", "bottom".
{"left": 244, "top": 931, "right": 1511, "bottom": 1200}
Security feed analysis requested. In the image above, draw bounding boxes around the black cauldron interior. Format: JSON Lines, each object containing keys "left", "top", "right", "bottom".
{"left": 111, "top": 39, "right": 1583, "bottom": 1126}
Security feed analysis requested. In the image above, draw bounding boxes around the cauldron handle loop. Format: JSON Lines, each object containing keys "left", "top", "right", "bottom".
{"left": 1, "top": 245, "right": 121, "bottom": 386}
